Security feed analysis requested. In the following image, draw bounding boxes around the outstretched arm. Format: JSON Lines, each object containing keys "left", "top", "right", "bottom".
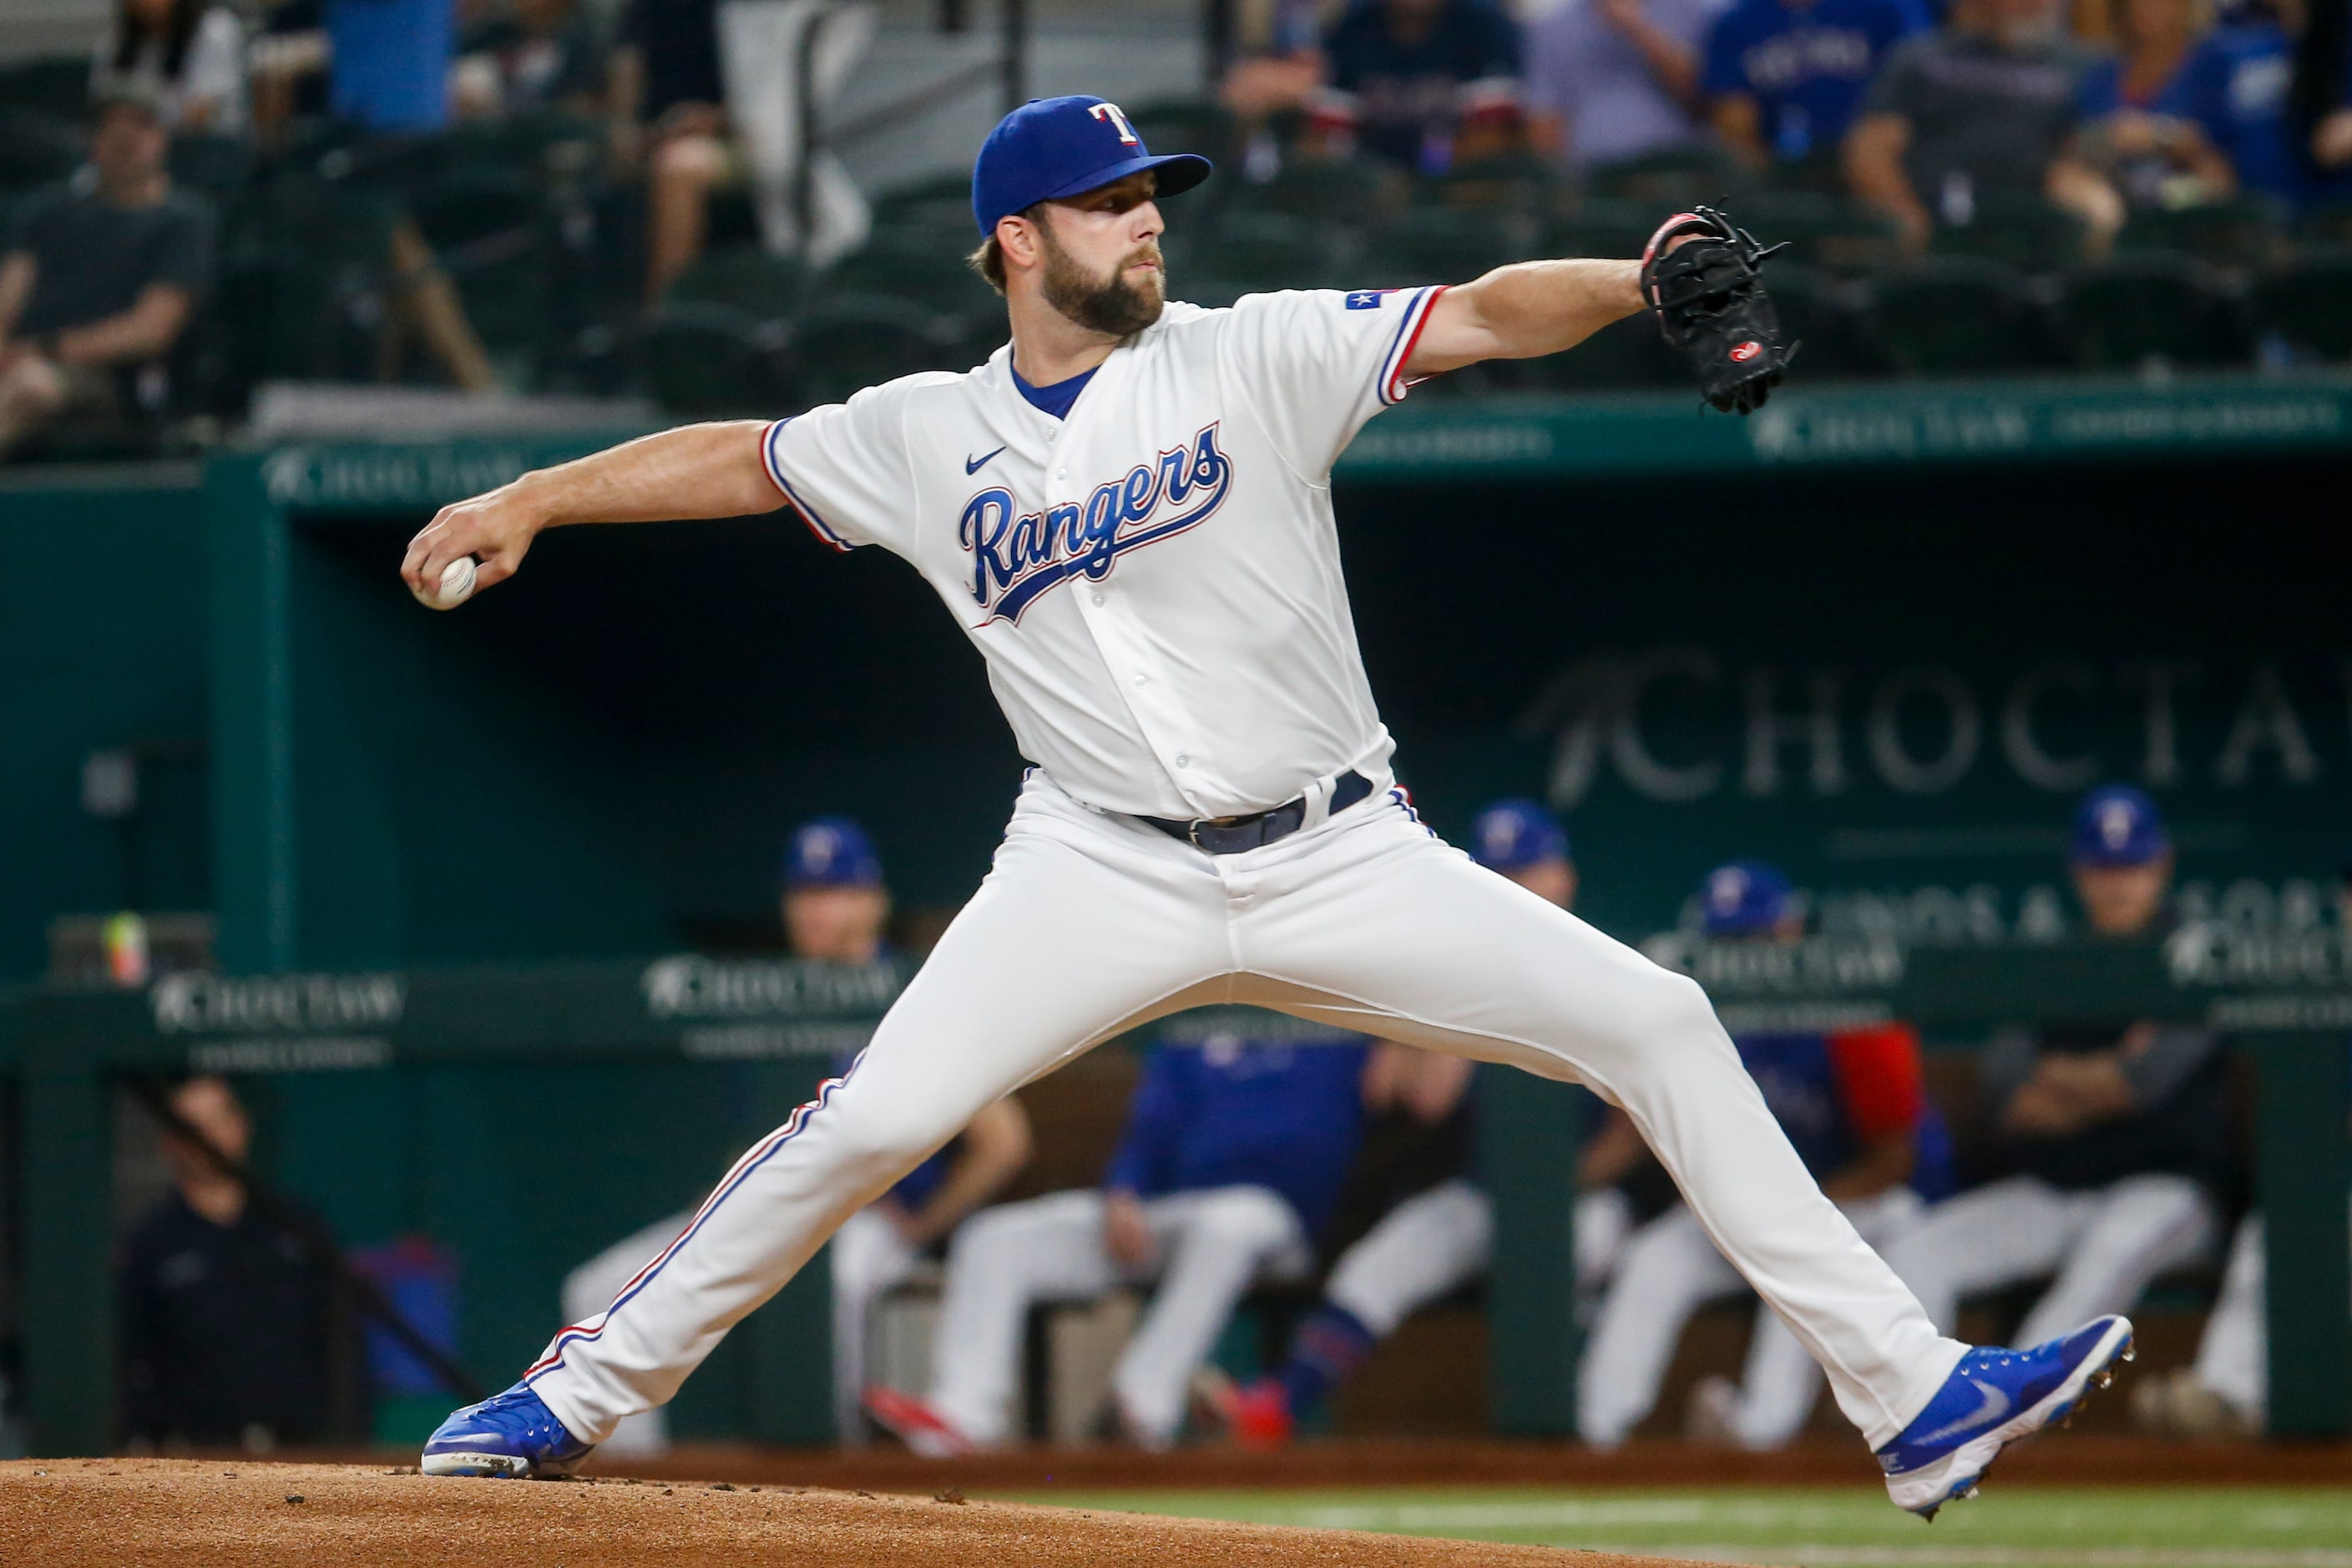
{"left": 1403, "top": 257, "right": 1644, "bottom": 378}
{"left": 399, "top": 418, "right": 781, "bottom": 598}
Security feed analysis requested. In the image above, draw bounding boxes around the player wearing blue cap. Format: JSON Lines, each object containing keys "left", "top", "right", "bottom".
{"left": 413, "top": 94, "right": 2124, "bottom": 1515}
{"left": 867, "top": 1009, "right": 1371, "bottom": 1453}
{"left": 1583, "top": 862, "right": 1954, "bottom": 1450}
{"left": 1884, "top": 786, "right": 2224, "bottom": 1388}
{"left": 554, "top": 817, "right": 1032, "bottom": 1450}
{"left": 1215, "top": 799, "right": 1581, "bottom": 1448}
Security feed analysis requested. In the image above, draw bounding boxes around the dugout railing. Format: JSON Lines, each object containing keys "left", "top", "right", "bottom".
{"left": 3, "top": 932, "right": 2345, "bottom": 1457}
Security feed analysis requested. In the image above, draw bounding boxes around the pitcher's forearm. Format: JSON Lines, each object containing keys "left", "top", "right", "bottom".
{"left": 517, "top": 419, "right": 781, "bottom": 531}
{"left": 1407, "top": 257, "right": 1645, "bottom": 376}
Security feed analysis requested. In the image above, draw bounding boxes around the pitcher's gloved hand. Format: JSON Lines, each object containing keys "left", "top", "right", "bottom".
{"left": 1641, "top": 205, "right": 1793, "bottom": 415}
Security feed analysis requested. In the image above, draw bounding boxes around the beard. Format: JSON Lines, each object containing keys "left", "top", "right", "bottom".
{"left": 1038, "top": 229, "right": 1166, "bottom": 338}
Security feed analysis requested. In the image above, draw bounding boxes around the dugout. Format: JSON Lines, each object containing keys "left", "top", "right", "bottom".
{"left": 3, "top": 370, "right": 2350, "bottom": 1455}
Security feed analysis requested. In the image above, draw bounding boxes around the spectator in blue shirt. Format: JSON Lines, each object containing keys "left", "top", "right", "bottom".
{"left": 2074, "top": 0, "right": 2238, "bottom": 208}
{"left": 1310, "top": 0, "right": 1526, "bottom": 174}
{"left": 869, "top": 1011, "right": 1372, "bottom": 1452}
{"left": 1526, "top": 0, "right": 1722, "bottom": 173}
{"left": 1704, "top": 0, "right": 1929, "bottom": 173}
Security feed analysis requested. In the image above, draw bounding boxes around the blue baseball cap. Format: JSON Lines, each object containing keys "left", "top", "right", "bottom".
{"left": 972, "top": 95, "right": 1212, "bottom": 236}
{"left": 2071, "top": 785, "right": 2170, "bottom": 867}
{"left": 1469, "top": 798, "right": 1570, "bottom": 873}
{"left": 1700, "top": 860, "right": 1794, "bottom": 936}
{"left": 784, "top": 816, "right": 883, "bottom": 888}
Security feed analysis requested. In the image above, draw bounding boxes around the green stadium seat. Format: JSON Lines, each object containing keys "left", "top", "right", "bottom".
{"left": 2116, "top": 195, "right": 2289, "bottom": 270}
{"left": 824, "top": 226, "right": 999, "bottom": 316}
{"left": 167, "top": 132, "right": 255, "bottom": 198}
{"left": 1758, "top": 262, "right": 1876, "bottom": 379}
{"left": 1125, "top": 99, "right": 1238, "bottom": 164}
{"left": 0, "top": 109, "right": 79, "bottom": 194}
{"left": 871, "top": 170, "right": 974, "bottom": 230}
{"left": 1222, "top": 156, "right": 1407, "bottom": 227}
{"left": 1548, "top": 196, "right": 1677, "bottom": 263}
{"left": 2250, "top": 247, "right": 2352, "bottom": 362}
{"left": 1584, "top": 144, "right": 1748, "bottom": 206}
{"left": 1734, "top": 191, "right": 1902, "bottom": 275}
{"left": 1930, "top": 191, "right": 2086, "bottom": 273}
{"left": 1537, "top": 311, "right": 1687, "bottom": 392}
{"left": 1861, "top": 258, "right": 2041, "bottom": 376}
{"left": 635, "top": 302, "right": 790, "bottom": 416}
{"left": 1417, "top": 149, "right": 1562, "bottom": 215}
{"left": 2054, "top": 256, "right": 2243, "bottom": 371}
{"left": 1363, "top": 206, "right": 1529, "bottom": 287}
{"left": 785, "top": 294, "right": 961, "bottom": 407}
{"left": 0, "top": 55, "right": 90, "bottom": 120}
{"left": 2296, "top": 199, "right": 2352, "bottom": 248}
{"left": 410, "top": 165, "right": 556, "bottom": 359}
{"left": 666, "top": 244, "right": 810, "bottom": 319}
{"left": 1198, "top": 210, "right": 1343, "bottom": 290}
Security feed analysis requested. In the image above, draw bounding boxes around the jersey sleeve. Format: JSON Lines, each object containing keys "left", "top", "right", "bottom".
{"left": 759, "top": 380, "right": 921, "bottom": 555}
{"left": 1826, "top": 1022, "right": 1926, "bottom": 1145}
{"left": 1218, "top": 286, "right": 1445, "bottom": 481}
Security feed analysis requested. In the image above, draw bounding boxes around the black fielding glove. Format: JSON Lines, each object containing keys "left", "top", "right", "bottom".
{"left": 1640, "top": 205, "right": 1793, "bottom": 416}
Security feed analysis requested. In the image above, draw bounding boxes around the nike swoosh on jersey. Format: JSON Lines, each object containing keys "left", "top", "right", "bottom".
{"left": 1915, "top": 1378, "right": 2014, "bottom": 1444}
{"left": 965, "top": 446, "right": 1008, "bottom": 474}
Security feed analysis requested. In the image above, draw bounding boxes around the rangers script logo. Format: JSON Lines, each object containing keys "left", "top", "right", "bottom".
{"left": 959, "top": 422, "right": 1232, "bottom": 623}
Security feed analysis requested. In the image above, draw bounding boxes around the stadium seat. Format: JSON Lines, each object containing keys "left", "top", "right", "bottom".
{"left": 1584, "top": 144, "right": 1748, "bottom": 206}
{"left": 1125, "top": 99, "right": 1238, "bottom": 164}
{"left": 1930, "top": 192, "right": 2086, "bottom": 273}
{"left": 2249, "top": 247, "right": 2352, "bottom": 362}
{"left": 166, "top": 132, "right": 255, "bottom": 198}
{"left": 666, "top": 244, "right": 810, "bottom": 318}
{"left": 0, "top": 54, "right": 90, "bottom": 120}
{"left": 2053, "top": 256, "right": 2243, "bottom": 371}
{"left": 1419, "top": 149, "right": 1562, "bottom": 215}
{"left": 1363, "top": 206, "right": 1530, "bottom": 287}
{"left": 1860, "top": 258, "right": 2041, "bottom": 376}
{"left": 1548, "top": 197, "right": 1675, "bottom": 263}
{"left": 0, "top": 108, "right": 79, "bottom": 195}
{"left": 1733, "top": 191, "right": 1902, "bottom": 275}
{"left": 2116, "top": 195, "right": 2289, "bottom": 270}
{"left": 1222, "top": 156, "right": 1407, "bottom": 227}
{"left": 1757, "top": 263, "right": 1876, "bottom": 379}
{"left": 1537, "top": 310, "right": 1687, "bottom": 392}
{"left": 824, "top": 226, "right": 999, "bottom": 316}
{"left": 410, "top": 164, "right": 556, "bottom": 360}
{"left": 785, "top": 294, "right": 962, "bottom": 407}
{"left": 1198, "top": 210, "right": 1343, "bottom": 290}
{"left": 871, "top": 170, "right": 973, "bottom": 230}
{"left": 635, "top": 302, "right": 791, "bottom": 415}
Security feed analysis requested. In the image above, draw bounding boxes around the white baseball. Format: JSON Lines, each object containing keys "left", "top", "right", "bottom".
{"left": 416, "top": 554, "right": 478, "bottom": 611}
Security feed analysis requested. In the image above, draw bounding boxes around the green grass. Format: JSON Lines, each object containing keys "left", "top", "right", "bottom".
{"left": 992, "top": 1486, "right": 2352, "bottom": 1566}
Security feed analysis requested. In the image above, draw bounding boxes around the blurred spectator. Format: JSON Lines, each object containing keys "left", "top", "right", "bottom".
{"left": 450, "top": 0, "right": 610, "bottom": 122}
{"left": 1884, "top": 787, "right": 2228, "bottom": 1358}
{"left": 868, "top": 1012, "right": 1371, "bottom": 1453}
{"left": 1223, "top": 0, "right": 1333, "bottom": 133}
{"left": 1310, "top": 0, "right": 1525, "bottom": 173}
{"left": 1526, "top": 0, "right": 1721, "bottom": 171}
{"left": 1844, "top": 0, "right": 2121, "bottom": 255}
{"left": 93, "top": 0, "right": 250, "bottom": 134}
{"left": 2075, "top": 0, "right": 2238, "bottom": 209}
{"left": 610, "top": 0, "right": 744, "bottom": 302}
{"left": 119, "top": 1077, "right": 336, "bottom": 1450}
{"left": 1704, "top": 0, "right": 1929, "bottom": 174}
{"left": 562, "top": 817, "right": 1030, "bottom": 1452}
{"left": 0, "top": 89, "right": 213, "bottom": 459}
{"left": 1581, "top": 862, "right": 1950, "bottom": 1449}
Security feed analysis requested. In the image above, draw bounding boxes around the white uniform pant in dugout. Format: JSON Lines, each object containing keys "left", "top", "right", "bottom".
{"left": 1579, "top": 1188, "right": 1928, "bottom": 1449}
{"left": 524, "top": 771, "right": 1965, "bottom": 1449}
{"left": 561, "top": 1205, "right": 923, "bottom": 1446}
{"left": 928, "top": 1185, "right": 1313, "bottom": 1446}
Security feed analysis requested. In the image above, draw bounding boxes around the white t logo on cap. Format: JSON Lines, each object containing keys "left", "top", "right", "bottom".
{"left": 1090, "top": 102, "right": 1140, "bottom": 144}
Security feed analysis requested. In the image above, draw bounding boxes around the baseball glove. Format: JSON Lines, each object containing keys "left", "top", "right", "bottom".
{"left": 1641, "top": 206, "right": 1793, "bottom": 416}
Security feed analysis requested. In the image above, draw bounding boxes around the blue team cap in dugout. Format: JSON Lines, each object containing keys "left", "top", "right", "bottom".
{"left": 1701, "top": 860, "right": 1793, "bottom": 936}
{"left": 971, "top": 95, "right": 1212, "bottom": 235}
{"left": 785, "top": 817, "right": 883, "bottom": 888}
{"left": 1469, "top": 798, "right": 1570, "bottom": 873}
{"left": 2071, "top": 785, "right": 2171, "bottom": 867}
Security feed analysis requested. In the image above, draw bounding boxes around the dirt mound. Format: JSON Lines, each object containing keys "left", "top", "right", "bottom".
{"left": 1, "top": 1459, "right": 1717, "bottom": 1567}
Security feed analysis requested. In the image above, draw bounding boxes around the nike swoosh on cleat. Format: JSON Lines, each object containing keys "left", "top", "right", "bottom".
{"left": 1916, "top": 1378, "right": 2014, "bottom": 1444}
{"left": 965, "top": 446, "right": 1007, "bottom": 474}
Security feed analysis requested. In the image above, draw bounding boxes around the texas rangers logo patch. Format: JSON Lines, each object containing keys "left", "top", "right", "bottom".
{"left": 959, "top": 423, "right": 1232, "bottom": 623}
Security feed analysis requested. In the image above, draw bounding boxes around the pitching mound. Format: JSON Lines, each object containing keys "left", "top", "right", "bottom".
{"left": 3, "top": 1459, "right": 1730, "bottom": 1566}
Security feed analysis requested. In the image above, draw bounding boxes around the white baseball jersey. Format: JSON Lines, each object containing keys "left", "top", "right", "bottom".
{"left": 760, "top": 286, "right": 1444, "bottom": 821}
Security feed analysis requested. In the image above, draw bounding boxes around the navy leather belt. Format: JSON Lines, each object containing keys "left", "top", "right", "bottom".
{"left": 1141, "top": 770, "right": 1375, "bottom": 855}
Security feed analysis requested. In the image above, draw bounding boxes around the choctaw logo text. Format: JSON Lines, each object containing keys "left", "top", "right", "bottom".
{"left": 959, "top": 422, "right": 1232, "bottom": 623}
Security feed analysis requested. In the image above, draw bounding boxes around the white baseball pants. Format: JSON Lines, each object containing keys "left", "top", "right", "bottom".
{"left": 1579, "top": 1188, "right": 1926, "bottom": 1448}
{"left": 925, "top": 1185, "right": 1312, "bottom": 1446}
{"left": 1883, "top": 1171, "right": 2217, "bottom": 1348}
{"left": 2192, "top": 1199, "right": 2352, "bottom": 1423}
{"left": 1325, "top": 1178, "right": 1494, "bottom": 1337}
{"left": 525, "top": 771, "right": 1963, "bottom": 1449}
{"left": 561, "top": 1204, "right": 921, "bottom": 1446}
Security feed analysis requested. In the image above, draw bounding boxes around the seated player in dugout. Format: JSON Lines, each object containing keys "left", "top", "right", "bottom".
{"left": 559, "top": 817, "right": 1031, "bottom": 1452}
{"left": 1216, "top": 798, "right": 1609, "bottom": 1446}
{"left": 864, "top": 1009, "right": 1372, "bottom": 1452}
{"left": 411, "top": 93, "right": 2126, "bottom": 1518}
{"left": 1884, "top": 787, "right": 2229, "bottom": 1360}
{"left": 1581, "top": 862, "right": 1955, "bottom": 1450}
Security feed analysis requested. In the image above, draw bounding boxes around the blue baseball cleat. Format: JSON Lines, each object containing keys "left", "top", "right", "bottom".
{"left": 1878, "top": 1315, "right": 2134, "bottom": 1518}
{"left": 422, "top": 1383, "right": 595, "bottom": 1478}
